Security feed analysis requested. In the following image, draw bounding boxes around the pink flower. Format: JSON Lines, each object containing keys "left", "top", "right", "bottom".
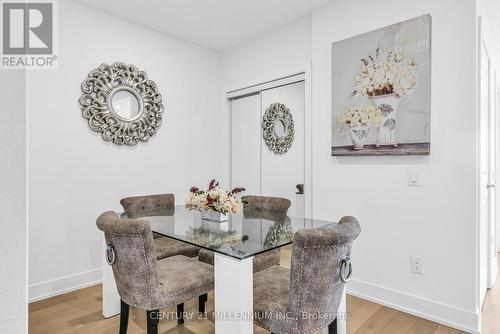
{"left": 230, "top": 187, "right": 246, "bottom": 195}
{"left": 208, "top": 179, "right": 219, "bottom": 190}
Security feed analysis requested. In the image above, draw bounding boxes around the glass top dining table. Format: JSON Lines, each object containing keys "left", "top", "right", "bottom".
{"left": 120, "top": 205, "right": 335, "bottom": 260}
{"left": 104, "top": 205, "right": 347, "bottom": 334}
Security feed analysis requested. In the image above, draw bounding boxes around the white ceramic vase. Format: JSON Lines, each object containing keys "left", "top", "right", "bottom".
{"left": 349, "top": 124, "right": 370, "bottom": 150}
{"left": 369, "top": 93, "right": 401, "bottom": 147}
{"left": 201, "top": 210, "right": 228, "bottom": 222}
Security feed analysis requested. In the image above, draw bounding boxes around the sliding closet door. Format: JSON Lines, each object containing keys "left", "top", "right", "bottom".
{"left": 261, "top": 82, "right": 305, "bottom": 215}
{"left": 231, "top": 94, "right": 261, "bottom": 195}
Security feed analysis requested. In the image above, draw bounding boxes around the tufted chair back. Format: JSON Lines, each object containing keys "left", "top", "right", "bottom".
{"left": 120, "top": 194, "right": 175, "bottom": 218}
{"left": 242, "top": 195, "right": 291, "bottom": 220}
{"left": 288, "top": 216, "right": 361, "bottom": 333}
{"left": 97, "top": 211, "right": 160, "bottom": 310}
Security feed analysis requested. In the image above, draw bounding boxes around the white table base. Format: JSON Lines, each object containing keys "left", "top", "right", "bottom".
{"left": 102, "top": 239, "right": 120, "bottom": 318}
{"left": 338, "top": 287, "right": 347, "bottom": 333}
{"left": 214, "top": 253, "right": 254, "bottom": 333}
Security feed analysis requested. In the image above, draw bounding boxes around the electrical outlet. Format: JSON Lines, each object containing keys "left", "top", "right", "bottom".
{"left": 411, "top": 256, "right": 423, "bottom": 275}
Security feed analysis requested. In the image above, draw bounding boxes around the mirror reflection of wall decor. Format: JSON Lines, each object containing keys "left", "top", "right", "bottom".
{"left": 332, "top": 14, "right": 431, "bottom": 156}
{"left": 79, "top": 62, "right": 164, "bottom": 146}
{"left": 263, "top": 217, "right": 294, "bottom": 248}
{"left": 262, "top": 103, "right": 294, "bottom": 154}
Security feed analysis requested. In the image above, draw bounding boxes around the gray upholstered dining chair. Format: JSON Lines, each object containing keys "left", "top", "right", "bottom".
{"left": 253, "top": 216, "right": 361, "bottom": 334}
{"left": 120, "top": 194, "right": 201, "bottom": 260}
{"left": 197, "top": 195, "right": 291, "bottom": 272}
{"left": 120, "top": 194, "right": 205, "bottom": 324}
{"left": 242, "top": 195, "right": 291, "bottom": 220}
{"left": 120, "top": 193, "right": 175, "bottom": 215}
{"left": 97, "top": 211, "right": 214, "bottom": 334}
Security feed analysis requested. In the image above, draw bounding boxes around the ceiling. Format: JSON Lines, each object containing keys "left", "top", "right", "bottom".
{"left": 75, "top": 0, "right": 332, "bottom": 51}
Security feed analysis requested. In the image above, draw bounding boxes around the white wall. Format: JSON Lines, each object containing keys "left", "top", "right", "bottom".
{"left": 222, "top": 0, "right": 479, "bottom": 332}
{"left": 311, "top": 0, "right": 478, "bottom": 332}
{"left": 27, "top": 0, "right": 223, "bottom": 301}
{"left": 221, "top": 16, "right": 311, "bottom": 92}
{"left": 0, "top": 70, "right": 27, "bottom": 333}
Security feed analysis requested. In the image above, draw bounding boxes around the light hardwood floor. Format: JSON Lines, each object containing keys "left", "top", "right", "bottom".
{"left": 29, "top": 247, "right": 471, "bottom": 334}
{"left": 28, "top": 285, "right": 467, "bottom": 334}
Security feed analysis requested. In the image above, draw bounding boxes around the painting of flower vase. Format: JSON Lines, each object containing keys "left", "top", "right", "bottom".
{"left": 331, "top": 14, "right": 431, "bottom": 156}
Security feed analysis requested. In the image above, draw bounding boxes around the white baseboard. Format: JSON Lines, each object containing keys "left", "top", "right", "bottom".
{"left": 29, "top": 268, "right": 102, "bottom": 303}
{"left": 347, "top": 279, "right": 479, "bottom": 334}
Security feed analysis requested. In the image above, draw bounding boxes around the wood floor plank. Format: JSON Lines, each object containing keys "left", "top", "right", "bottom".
{"left": 353, "top": 306, "right": 399, "bottom": 334}
{"left": 434, "top": 325, "right": 467, "bottom": 334}
{"left": 379, "top": 311, "right": 418, "bottom": 334}
{"left": 346, "top": 295, "right": 367, "bottom": 314}
{"left": 347, "top": 298, "right": 383, "bottom": 333}
{"left": 408, "top": 319, "right": 439, "bottom": 334}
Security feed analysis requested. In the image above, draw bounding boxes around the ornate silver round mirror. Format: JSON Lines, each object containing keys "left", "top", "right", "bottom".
{"left": 79, "top": 62, "right": 164, "bottom": 146}
{"left": 262, "top": 103, "right": 294, "bottom": 154}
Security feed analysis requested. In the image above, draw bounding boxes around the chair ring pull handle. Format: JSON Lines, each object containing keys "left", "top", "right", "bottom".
{"left": 106, "top": 244, "right": 116, "bottom": 265}
{"left": 340, "top": 256, "right": 352, "bottom": 283}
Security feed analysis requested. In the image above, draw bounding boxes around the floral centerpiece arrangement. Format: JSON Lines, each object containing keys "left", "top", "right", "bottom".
{"left": 185, "top": 179, "right": 245, "bottom": 221}
{"left": 339, "top": 104, "right": 381, "bottom": 150}
{"left": 350, "top": 47, "right": 417, "bottom": 147}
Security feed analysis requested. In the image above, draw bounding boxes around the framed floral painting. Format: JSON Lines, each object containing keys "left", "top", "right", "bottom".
{"left": 331, "top": 14, "right": 431, "bottom": 156}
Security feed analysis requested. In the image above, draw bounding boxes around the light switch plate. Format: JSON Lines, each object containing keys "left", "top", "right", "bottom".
{"left": 408, "top": 170, "right": 419, "bottom": 186}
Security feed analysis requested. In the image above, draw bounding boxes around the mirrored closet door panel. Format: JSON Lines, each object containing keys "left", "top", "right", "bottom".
{"left": 261, "top": 82, "right": 305, "bottom": 216}
{"left": 230, "top": 79, "right": 305, "bottom": 216}
{"left": 231, "top": 93, "right": 262, "bottom": 196}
